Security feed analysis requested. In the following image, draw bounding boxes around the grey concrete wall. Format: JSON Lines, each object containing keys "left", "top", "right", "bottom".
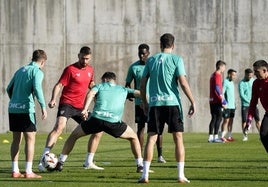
{"left": 1, "top": 0, "right": 267, "bottom": 134}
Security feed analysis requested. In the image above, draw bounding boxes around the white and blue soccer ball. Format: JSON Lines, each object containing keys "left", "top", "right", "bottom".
{"left": 41, "top": 153, "right": 58, "bottom": 171}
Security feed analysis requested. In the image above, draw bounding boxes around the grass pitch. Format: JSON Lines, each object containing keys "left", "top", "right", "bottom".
{"left": 0, "top": 132, "right": 267, "bottom": 187}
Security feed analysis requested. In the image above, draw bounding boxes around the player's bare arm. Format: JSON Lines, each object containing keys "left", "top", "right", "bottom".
{"left": 178, "top": 75, "right": 195, "bottom": 117}
{"left": 48, "top": 82, "right": 63, "bottom": 108}
{"left": 81, "top": 89, "right": 97, "bottom": 120}
{"left": 140, "top": 77, "right": 149, "bottom": 114}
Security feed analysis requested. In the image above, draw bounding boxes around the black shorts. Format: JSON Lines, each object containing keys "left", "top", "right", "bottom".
{"left": 9, "top": 113, "right": 37, "bottom": 132}
{"left": 241, "top": 106, "right": 260, "bottom": 123}
{"left": 57, "top": 104, "right": 84, "bottom": 124}
{"left": 147, "top": 106, "right": 183, "bottom": 134}
{"left": 210, "top": 103, "right": 223, "bottom": 116}
{"left": 81, "top": 117, "right": 127, "bottom": 138}
{"left": 135, "top": 105, "right": 147, "bottom": 126}
{"left": 222, "top": 109, "right": 235, "bottom": 118}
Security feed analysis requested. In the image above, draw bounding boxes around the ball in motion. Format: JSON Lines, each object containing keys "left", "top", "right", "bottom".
{"left": 41, "top": 153, "right": 58, "bottom": 171}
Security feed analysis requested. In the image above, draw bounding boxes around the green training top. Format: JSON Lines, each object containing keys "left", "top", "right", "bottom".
{"left": 6, "top": 62, "right": 46, "bottom": 115}
{"left": 223, "top": 78, "right": 236, "bottom": 109}
{"left": 90, "top": 82, "right": 135, "bottom": 123}
{"left": 142, "top": 52, "right": 186, "bottom": 108}
{"left": 238, "top": 77, "right": 254, "bottom": 107}
{"left": 125, "top": 60, "right": 145, "bottom": 105}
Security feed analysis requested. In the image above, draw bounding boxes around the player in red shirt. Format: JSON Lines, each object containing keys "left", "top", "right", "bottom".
{"left": 208, "top": 60, "right": 227, "bottom": 142}
{"left": 245, "top": 60, "right": 268, "bottom": 152}
{"left": 38, "top": 46, "right": 103, "bottom": 171}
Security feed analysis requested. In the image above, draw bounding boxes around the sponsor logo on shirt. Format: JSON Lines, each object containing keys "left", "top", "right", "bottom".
{"left": 150, "top": 95, "right": 173, "bottom": 102}
{"left": 88, "top": 73, "right": 91, "bottom": 77}
{"left": 9, "top": 103, "right": 26, "bottom": 109}
{"left": 76, "top": 73, "right": 80, "bottom": 77}
{"left": 95, "top": 111, "right": 119, "bottom": 121}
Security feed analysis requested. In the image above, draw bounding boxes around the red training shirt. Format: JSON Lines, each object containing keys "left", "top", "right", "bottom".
{"left": 209, "top": 71, "right": 223, "bottom": 104}
{"left": 58, "top": 63, "right": 94, "bottom": 109}
{"left": 248, "top": 77, "right": 268, "bottom": 119}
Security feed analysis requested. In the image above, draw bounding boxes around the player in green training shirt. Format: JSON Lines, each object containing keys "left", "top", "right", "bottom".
{"left": 125, "top": 43, "right": 166, "bottom": 163}
{"left": 139, "top": 33, "right": 195, "bottom": 183}
{"left": 220, "top": 69, "right": 237, "bottom": 142}
{"left": 239, "top": 68, "right": 260, "bottom": 141}
{"left": 7, "top": 49, "right": 47, "bottom": 179}
{"left": 55, "top": 72, "right": 144, "bottom": 174}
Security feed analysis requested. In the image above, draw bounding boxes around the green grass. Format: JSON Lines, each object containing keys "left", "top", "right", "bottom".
{"left": 0, "top": 132, "right": 267, "bottom": 187}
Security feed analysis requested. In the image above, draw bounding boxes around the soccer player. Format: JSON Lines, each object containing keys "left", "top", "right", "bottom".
{"left": 239, "top": 68, "right": 260, "bottom": 141}
{"left": 245, "top": 60, "right": 268, "bottom": 152}
{"left": 220, "top": 69, "right": 237, "bottom": 142}
{"left": 55, "top": 72, "right": 144, "bottom": 173}
{"left": 138, "top": 33, "right": 195, "bottom": 183}
{"left": 208, "top": 60, "right": 227, "bottom": 143}
{"left": 125, "top": 43, "right": 166, "bottom": 163}
{"left": 38, "top": 46, "right": 103, "bottom": 171}
{"left": 7, "top": 49, "right": 48, "bottom": 178}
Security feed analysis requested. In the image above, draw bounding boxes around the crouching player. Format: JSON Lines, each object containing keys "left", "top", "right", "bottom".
{"left": 55, "top": 72, "right": 144, "bottom": 173}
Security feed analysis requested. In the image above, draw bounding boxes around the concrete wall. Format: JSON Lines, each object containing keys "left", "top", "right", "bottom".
{"left": 1, "top": 0, "right": 267, "bottom": 134}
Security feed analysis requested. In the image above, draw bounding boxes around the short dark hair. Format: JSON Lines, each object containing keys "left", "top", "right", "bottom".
{"left": 253, "top": 60, "right": 268, "bottom": 69}
{"left": 245, "top": 68, "right": 253, "bottom": 74}
{"left": 160, "top": 33, "right": 175, "bottom": 49}
{"left": 31, "top": 49, "right": 47, "bottom": 61}
{"left": 227, "top": 69, "right": 237, "bottom": 74}
{"left": 216, "top": 60, "right": 226, "bottom": 70}
{"left": 101, "top": 72, "right": 116, "bottom": 81}
{"left": 79, "top": 46, "right": 92, "bottom": 55}
{"left": 138, "top": 43, "right": 150, "bottom": 51}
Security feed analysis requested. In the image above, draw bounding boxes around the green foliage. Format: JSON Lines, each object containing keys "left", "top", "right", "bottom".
{"left": 0, "top": 132, "right": 267, "bottom": 187}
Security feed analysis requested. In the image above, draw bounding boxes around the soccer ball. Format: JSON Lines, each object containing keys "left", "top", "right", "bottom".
{"left": 41, "top": 153, "right": 58, "bottom": 171}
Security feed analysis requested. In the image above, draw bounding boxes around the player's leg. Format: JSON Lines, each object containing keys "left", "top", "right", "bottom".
{"left": 139, "top": 132, "right": 158, "bottom": 183}
{"left": 241, "top": 106, "right": 248, "bottom": 141}
{"left": 209, "top": 103, "right": 222, "bottom": 142}
{"left": 39, "top": 104, "right": 81, "bottom": 171}
{"left": 24, "top": 131, "right": 41, "bottom": 178}
{"left": 62, "top": 125, "right": 87, "bottom": 155}
{"left": 137, "top": 123, "right": 145, "bottom": 150}
{"left": 227, "top": 117, "right": 234, "bottom": 141}
{"left": 73, "top": 111, "right": 104, "bottom": 170}
{"left": 139, "top": 106, "right": 162, "bottom": 183}
{"left": 173, "top": 131, "right": 189, "bottom": 183}
{"left": 119, "top": 125, "right": 143, "bottom": 171}
{"left": 173, "top": 133, "right": 185, "bottom": 162}
{"left": 220, "top": 118, "right": 229, "bottom": 141}
{"left": 55, "top": 124, "right": 88, "bottom": 171}
{"left": 208, "top": 104, "right": 217, "bottom": 142}
{"left": 38, "top": 116, "right": 67, "bottom": 171}
{"left": 214, "top": 104, "right": 223, "bottom": 141}
{"left": 120, "top": 125, "right": 142, "bottom": 156}
{"left": 83, "top": 132, "right": 104, "bottom": 170}
{"left": 45, "top": 116, "right": 67, "bottom": 149}
{"left": 156, "top": 126, "right": 166, "bottom": 163}
{"left": 11, "top": 131, "right": 23, "bottom": 177}
{"left": 259, "top": 114, "right": 268, "bottom": 153}
{"left": 41, "top": 104, "right": 79, "bottom": 157}
{"left": 226, "top": 110, "right": 235, "bottom": 141}
{"left": 166, "top": 106, "right": 190, "bottom": 183}
{"left": 136, "top": 105, "right": 146, "bottom": 150}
